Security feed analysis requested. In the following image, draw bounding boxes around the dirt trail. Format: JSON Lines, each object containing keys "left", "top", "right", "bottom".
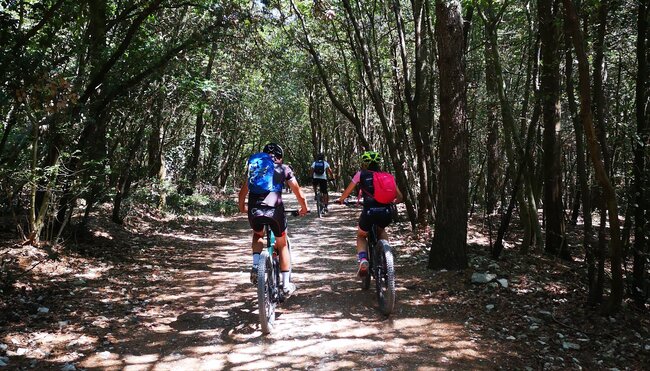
{"left": 2, "top": 188, "right": 505, "bottom": 370}
{"left": 74, "top": 189, "right": 492, "bottom": 370}
{"left": 4, "top": 189, "right": 648, "bottom": 370}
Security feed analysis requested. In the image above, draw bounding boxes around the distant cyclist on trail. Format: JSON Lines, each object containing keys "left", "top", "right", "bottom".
{"left": 238, "top": 143, "right": 309, "bottom": 297}
{"left": 310, "top": 153, "right": 335, "bottom": 212}
{"left": 336, "top": 151, "right": 403, "bottom": 278}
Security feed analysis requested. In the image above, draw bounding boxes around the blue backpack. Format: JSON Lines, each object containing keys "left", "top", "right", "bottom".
{"left": 247, "top": 152, "right": 282, "bottom": 194}
{"left": 314, "top": 160, "right": 325, "bottom": 175}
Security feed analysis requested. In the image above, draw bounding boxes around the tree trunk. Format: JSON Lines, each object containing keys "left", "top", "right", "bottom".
{"left": 539, "top": 0, "right": 569, "bottom": 259}
{"left": 563, "top": 0, "right": 624, "bottom": 314}
{"left": 478, "top": 1, "right": 541, "bottom": 251}
{"left": 592, "top": 2, "right": 612, "bottom": 176}
{"left": 632, "top": 0, "right": 649, "bottom": 307}
{"left": 291, "top": 0, "right": 371, "bottom": 151}
{"left": 564, "top": 22, "right": 597, "bottom": 303}
{"left": 391, "top": 0, "right": 434, "bottom": 226}
{"left": 341, "top": 0, "right": 418, "bottom": 228}
{"left": 483, "top": 19, "right": 501, "bottom": 215}
{"left": 112, "top": 124, "right": 146, "bottom": 224}
{"left": 185, "top": 44, "right": 216, "bottom": 189}
{"left": 428, "top": 0, "right": 469, "bottom": 270}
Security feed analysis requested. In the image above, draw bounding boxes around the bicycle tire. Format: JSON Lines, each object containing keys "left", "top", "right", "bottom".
{"left": 316, "top": 193, "right": 323, "bottom": 218}
{"left": 257, "top": 250, "right": 275, "bottom": 334}
{"left": 375, "top": 239, "right": 396, "bottom": 315}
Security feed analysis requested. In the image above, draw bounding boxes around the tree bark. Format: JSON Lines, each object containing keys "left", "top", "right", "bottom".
{"left": 632, "top": 0, "right": 649, "bottom": 307}
{"left": 428, "top": 0, "right": 469, "bottom": 270}
{"left": 564, "top": 21, "right": 598, "bottom": 303}
{"left": 480, "top": 10, "right": 501, "bottom": 215}
{"left": 563, "top": 0, "right": 624, "bottom": 313}
{"left": 539, "top": 0, "right": 569, "bottom": 259}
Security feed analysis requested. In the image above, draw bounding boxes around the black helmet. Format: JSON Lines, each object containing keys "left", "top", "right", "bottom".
{"left": 317, "top": 153, "right": 324, "bottom": 161}
{"left": 263, "top": 142, "right": 283, "bottom": 159}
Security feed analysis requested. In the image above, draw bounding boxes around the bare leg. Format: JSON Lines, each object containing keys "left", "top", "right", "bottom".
{"left": 356, "top": 228, "right": 368, "bottom": 254}
{"left": 275, "top": 234, "right": 291, "bottom": 271}
{"left": 252, "top": 231, "right": 264, "bottom": 254}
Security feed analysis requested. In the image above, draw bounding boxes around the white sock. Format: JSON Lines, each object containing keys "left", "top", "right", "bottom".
{"left": 253, "top": 253, "right": 260, "bottom": 266}
{"left": 282, "top": 271, "right": 290, "bottom": 286}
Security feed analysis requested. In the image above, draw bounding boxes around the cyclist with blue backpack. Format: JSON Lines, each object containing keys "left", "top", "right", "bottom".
{"left": 310, "top": 153, "right": 335, "bottom": 212}
{"left": 238, "top": 143, "right": 309, "bottom": 297}
{"left": 336, "top": 151, "right": 403, "bottom": 277}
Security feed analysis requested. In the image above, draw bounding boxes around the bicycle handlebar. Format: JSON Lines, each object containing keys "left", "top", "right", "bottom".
{"left": 341, "top": 198, "right": 397, "bottom": 207}
{"left": 341, "top": 199, "right": 361, "bottom": 207}
{"left": 284, "top": 209, "right": 310, "bottom": 216}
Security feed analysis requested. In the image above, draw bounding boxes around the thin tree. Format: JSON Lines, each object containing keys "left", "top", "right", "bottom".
{"left": 563, "top": 0, "right": 624, "bottom": 313}
{"left": 632, "top": 0, "right": 649, "bottom": 307}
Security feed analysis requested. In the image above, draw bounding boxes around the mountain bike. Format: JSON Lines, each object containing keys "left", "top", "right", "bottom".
{"left": 315, "top": 187, "right": 325, "bottom": 218}
{"left": 257, "top": 210, "right": 299, "bottom": 334}
{"left": 344, "top": 200, "right": 396, "bottom": 315}
{"left": 314, "top": 179, "right": 334, "bottom": 218}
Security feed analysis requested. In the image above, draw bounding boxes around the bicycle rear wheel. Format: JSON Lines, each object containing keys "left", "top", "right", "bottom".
{"left": 316, "top": 193, "right": 323, "bottom": 218}
{"left": 257, "top": 250, "right": 276, "bottom": 333}
{"left": 374, "top": 240, "right": 396, "bottom": 315}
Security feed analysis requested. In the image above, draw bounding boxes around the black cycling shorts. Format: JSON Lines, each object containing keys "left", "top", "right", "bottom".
{"left": 248, "top": 204, "right": 287, "bottom": 236}
{"left": 312, "top": 178, "right": 328, "bottom": 194}
{"left": 358, "top": 206, "right": 392, "bottom": 232}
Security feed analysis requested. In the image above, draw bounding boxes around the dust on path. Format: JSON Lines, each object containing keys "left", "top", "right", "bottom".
{"left": 4, "top": 188, "right": 498, "bottom": 370}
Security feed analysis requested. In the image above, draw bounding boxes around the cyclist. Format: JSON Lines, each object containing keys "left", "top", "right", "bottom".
{"left": 238, "top": 143, "right": 309, "bottom": 297}
{"left": 336, "top": 151, "right": 403, "bottom": 277}
{"left": 310, "top": 153, "right": 335, "bottom": 212}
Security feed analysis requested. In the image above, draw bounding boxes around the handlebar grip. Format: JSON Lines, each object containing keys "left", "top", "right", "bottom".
{"left": 285, "top": 210, "right": 310, "bottom": 216}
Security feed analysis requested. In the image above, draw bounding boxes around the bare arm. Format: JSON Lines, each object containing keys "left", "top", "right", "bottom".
{"left": 238, "top": 181, "right": 248, "bottom": 213}
{"left": 395, "top": 187, "right": 404, "bottom": 203}
{"left": 288, "top": 178, "right": 309, "bottom": 215}
{"left": 337, "top": 181, "right": 357, "bottom": 203}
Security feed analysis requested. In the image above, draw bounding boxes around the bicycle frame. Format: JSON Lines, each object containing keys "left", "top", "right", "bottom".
{"left": 362, "top": 225, "right": 378, "bottom": 290}
{"left": 264, "top": 225, "right": 281, "bottom": 302}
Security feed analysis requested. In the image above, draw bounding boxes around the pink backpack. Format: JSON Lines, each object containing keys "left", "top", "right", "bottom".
{"left": 371, "top": 171, "right": 398, "bottom": 204}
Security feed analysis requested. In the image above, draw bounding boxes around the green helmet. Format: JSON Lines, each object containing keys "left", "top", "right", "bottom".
{"left": 361, "top": 151, "right": 381, "bottom": 165}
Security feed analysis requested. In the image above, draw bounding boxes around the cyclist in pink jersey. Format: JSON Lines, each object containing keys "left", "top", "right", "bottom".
{"left": 336, "top": 151, "right": 403, "bottom": 277}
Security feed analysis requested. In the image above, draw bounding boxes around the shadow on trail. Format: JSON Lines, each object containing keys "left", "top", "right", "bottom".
{"left": 6, "top": 189, "right": 506, "bottom": 370}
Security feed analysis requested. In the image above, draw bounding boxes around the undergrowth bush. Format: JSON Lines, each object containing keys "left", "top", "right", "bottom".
{"left": 166, "top": 192, "right": 238, "bottom": 216}
{"left": 130, "top": 182, "right": 238, "bottom": 216}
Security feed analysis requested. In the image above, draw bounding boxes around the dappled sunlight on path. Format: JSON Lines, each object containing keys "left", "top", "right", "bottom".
{"left": 71, "top": 189, "right": 494, "bottom": 370}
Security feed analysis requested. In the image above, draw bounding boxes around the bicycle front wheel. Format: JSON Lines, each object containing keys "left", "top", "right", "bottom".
{"left": 374, "top": 240, "right": 396, "bottom": 315}
{"left": 257, "top": 250, "right": 276, "bottom": 334}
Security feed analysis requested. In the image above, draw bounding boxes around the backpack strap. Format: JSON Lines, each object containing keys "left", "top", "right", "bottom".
{"left": 357, "top": 170, "right": 374, "bottom": 204}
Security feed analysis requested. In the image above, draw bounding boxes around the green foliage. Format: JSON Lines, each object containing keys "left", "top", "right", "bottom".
{"left": 166, "top": 192, "right": 239, "bottom": 216}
